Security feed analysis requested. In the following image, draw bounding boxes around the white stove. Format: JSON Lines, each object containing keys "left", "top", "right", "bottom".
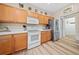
{"left": 28, "top": 30, "right": 41, "bottom": 49}
{"left": 27, "top": 25, "right": 42, "bottom": 49}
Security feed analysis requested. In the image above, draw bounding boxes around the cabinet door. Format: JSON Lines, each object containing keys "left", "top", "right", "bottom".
{"left": 43, "top": 16, "right": 49, "bottom": 24}
{"left": 38, "top": 14, "right": 44, "bottom": 24}
{"left": 39, "top": 15, "right": 48, "bottom": 24}
{"left": 13, "top": 33, "right": 27, "bottom": 51}
{"left": 41, "top": 31, "right": 47, "bottom": 43}
{"left": 0, "top": 4, "right": 6, "bottom": 22}
{"left": 14, "top": 9, "right": 27, "bottom": 23}
{"left": 28, "top": 11, "right": 38, "bottom": 18}
{"left": 46, "top": 31, "right": 51, "bottom": 41}
{"left": 0, "top": 35, "right": 14, "bottom": 55}
{"left": 0, "top": 4, "right": 14, "bottom": 22}
{"left": 41, "top": 31, "right": 51, "bottom": 43}
{"left": 0, "top": 4, "right": 27, "bottom": 23}
{"left": 4, "top": 6, "right": 15, "bottom": 22}
{"left": 33, "top": 13, "right": 39, "bottom": 18}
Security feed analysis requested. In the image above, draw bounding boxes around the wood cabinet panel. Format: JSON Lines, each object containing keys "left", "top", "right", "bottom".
{"left": 4, "top": 6, "right": 15, "bottom": 22}
{"left": 41, "top": 31, "right": 51, "bottom": 43}
{"left": 0, "top": 4, "right": 13, "bottom": 22}
{"left": 43, "top": 16, "right": 49, "bottom": 24}
{"left": 28, "top": 11, "right": 38, "bottom": 18}
{"left": 0, "top": 4, "right": 6, "bottom": 22}
{"left": 0, "top": 33, "right": 28, "bottom": 55}
{"left": 14, "top": 9, "right": 27, "bottom": 23}
{"left": 0, "top": 4, "right": 27, "bottom": 23}
{"left": 38, "top": 14, "right": 44, "bottom": 24}
{"left": 46, "top": 31, "right": 51, "bottom": 41}
{"left": 13, "top": 33, "right": 27, "bottom": 51}
{"left": 0, "top": 35, "right": 14, "bottom": 55}
{"left": 38, "top": 15, "right": 48, "bottom": 24}
{"left": 39, "top": 14, "right": 54, "bottom": 25}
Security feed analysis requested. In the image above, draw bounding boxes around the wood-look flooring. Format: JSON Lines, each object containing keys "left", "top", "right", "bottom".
{"left": 13, "top": 37, "right": 79, "bottom": 55}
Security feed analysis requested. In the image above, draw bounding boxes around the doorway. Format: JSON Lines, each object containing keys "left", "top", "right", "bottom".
{"left": 60, "top": 15, "right": 76, "bottom": 40}
{"left": 64, "top": 17, "right": 76, "bottom": 39}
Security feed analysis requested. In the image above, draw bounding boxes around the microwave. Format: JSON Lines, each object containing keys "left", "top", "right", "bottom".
{"left": 27, "top": 16, "right": 39, "bottom": 24}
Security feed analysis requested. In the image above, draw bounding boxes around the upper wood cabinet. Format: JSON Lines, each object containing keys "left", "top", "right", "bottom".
{"left": 43, "top": 15, "right": 53, "bottom": 25}
{"left": 27, "top": 11, "right": 54, "bottom": 25}
{"left": 0, "top": 4, "right": 27, "bottom": 23}
{"left": 14, "top": 8, "right": 27, "bottom": 23}
{"left": 13, "top": 33, "right": 27, "bottom": 52}
{"left": 27, "top": 11, "right": 39, "bottom": 18}
{"left": 38, "top": 14, "right": 48, "bottom": 24}
{"left": 0, "top": 4, "right": 53, "bottom": 24}
{"left": 0, "top": 4, "right": 14, "bottom": 22}
{"left": 41, "top": 31, "right": 51, "bottom": 44}
{"left": 0, "top": 35, "right": 14, "bottom": 55}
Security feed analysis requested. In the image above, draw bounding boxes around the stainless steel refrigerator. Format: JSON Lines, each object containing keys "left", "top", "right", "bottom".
{"left": 49, "top": 19, "right": 60, "bottom": 41}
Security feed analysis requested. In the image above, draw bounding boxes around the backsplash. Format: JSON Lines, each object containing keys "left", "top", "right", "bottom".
{"left": 0, "top": 24, "right": 9, "bottom": 32}
{"left": 0, "top": 23, "right": 46, "bottom": 32}
{"left": 0, "top": 23, "right": 26, "bottom": 32}
{"left": 26, "top": 24, "right": 46, "bottom": 30}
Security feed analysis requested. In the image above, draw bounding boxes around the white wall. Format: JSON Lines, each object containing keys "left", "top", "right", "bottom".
{"left": 64, "top": 17, "right": 76, "bottom": 35}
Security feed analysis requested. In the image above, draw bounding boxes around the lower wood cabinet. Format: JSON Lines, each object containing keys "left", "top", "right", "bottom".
{"left": 41, "top": 31, "right": 51, "bottom": 43}
{"left": 13, "top": 33, "right": 27, "bottom": 51}
{"left": 0, "top": 31, "right": 51, "bottom": 54}
{"left": 0, "top": 35, "right": 14, "bottom": 55}
{"left": 0, "top": 33, "right": 28, "bottom": 55}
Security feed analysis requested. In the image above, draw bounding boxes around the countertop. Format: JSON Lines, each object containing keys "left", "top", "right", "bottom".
{"left": 0, "top": 31, "right": 27, "bottom": 35}
{"left": 0, "top": 29, "right": 51, "bottom": 35}
{"left": 41, "top": 29, "right": 52, "bottom": 31}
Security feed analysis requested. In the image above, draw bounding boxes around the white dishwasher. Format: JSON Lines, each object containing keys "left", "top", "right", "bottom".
{"left": 28, "top": 30, "right": 41, "bottom": 49}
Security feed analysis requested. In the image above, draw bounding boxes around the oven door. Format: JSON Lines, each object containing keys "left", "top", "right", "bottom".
{"left": 28, "top": 31, "right": 40, "bottom": 45}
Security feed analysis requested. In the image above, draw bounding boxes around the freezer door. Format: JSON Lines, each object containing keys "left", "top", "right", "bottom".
{"left": 54, "top": 19, "right": 60, "bottom": 41}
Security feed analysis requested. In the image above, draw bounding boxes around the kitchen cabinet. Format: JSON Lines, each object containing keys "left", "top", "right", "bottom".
{"left": 43, "top": 15, "right": 49, "bottom": 24}
{"left": 0, "top": 35, "right": 14, "bottom": 55}
{"left": 14, "top": 8, "right": 27, "bottom": 23}
{"left": 38, "top": 14, "right": 49, "bottom": 24}
{"left": 38, "top": 14, "right": 44, "bottom": 24}
{"left": 13, "top": 33, "right": 27, "bottom": 51}
{"left": 0, "top": 4, "right": 27, "bottom": 23}
{"left": 0, "top": 4, "right": 14, "bottom": 22}
{"left": 28, "top": 11, "right": 39, "bottom": 18}
{"left": 41, "top": 31, "right": 51, "bottom": 43}
{"left": 0, "top": 4, "right": 53, "bottom": 23}
{"left": 0, "top": 33, "right": 28, "bottom": 55}
{"left": 39, "top": 14, "right": 54, "bottom": 25}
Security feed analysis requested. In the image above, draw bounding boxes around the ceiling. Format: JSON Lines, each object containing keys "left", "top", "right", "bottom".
{"left": 29, "top": 3, "right": 70, "bottom": 14}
